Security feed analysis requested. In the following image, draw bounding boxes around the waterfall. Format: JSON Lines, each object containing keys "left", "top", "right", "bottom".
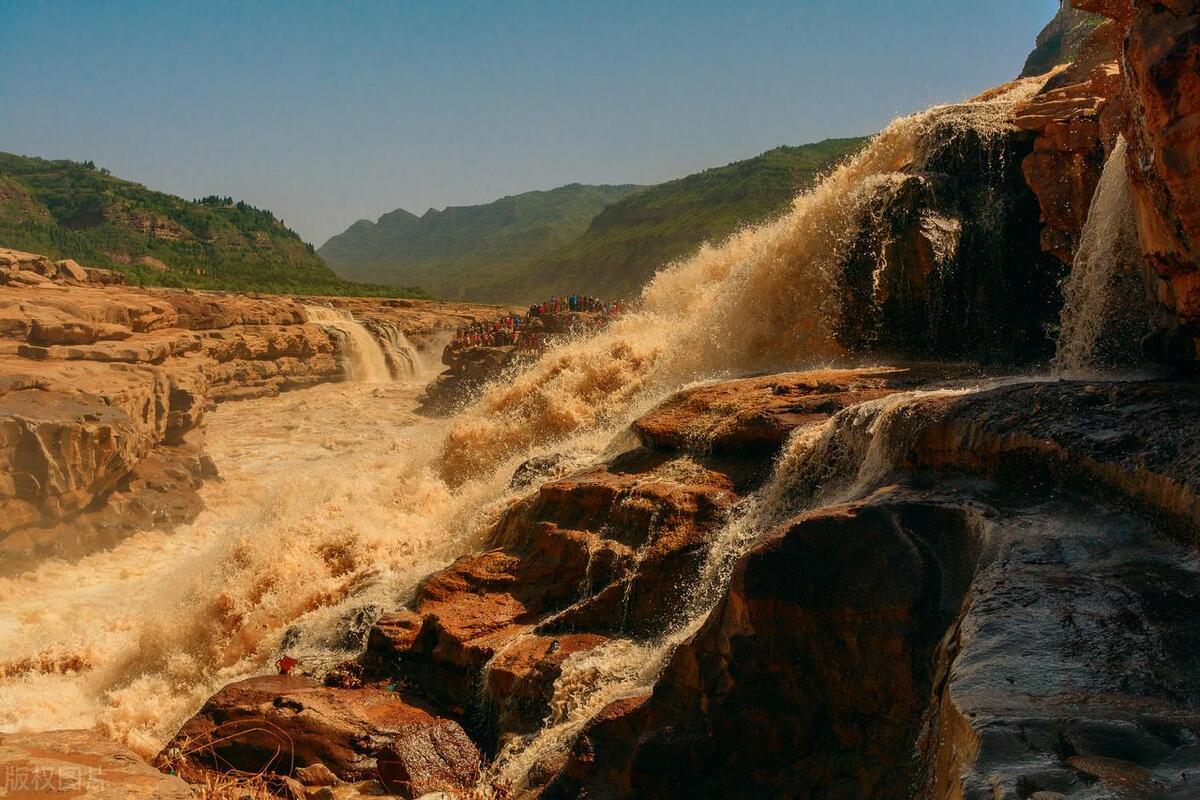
{"left": 372, "top": 320, "right": 420, "bottom": 379}
{"left": 438, "top": 76, "right": 1047, "bottom": 482}
{"left": 304, "top": 305, "right": 395, "bottom": 383}
{"left": 1054, "top": 136, "right": 1157, "bottom": 373}
{"left": 0, "top": 77, "right": 1056, "bottom": 775}
{"left": 465, "top": 80, "right": 1053, "bottom": 791}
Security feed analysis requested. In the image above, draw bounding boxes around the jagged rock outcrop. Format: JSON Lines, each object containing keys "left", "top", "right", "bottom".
{"left": 421, "top": 345, "right": 517, "bottom": 414}
{"left": 835, "top": 95, "right": 1066, "bottom": 361}
{"left": 159, "top": 675, "right": 481, "bottom": 798}
{"left": 550, "top": 377, "right": 1200, "bottom": 799}
{"left": 420, "top": 310, "right": 606, "bottom": 415}
{"left": 0, "top": 729, "right": 193, "bottom": 799}
{"left": 0, "top": 249, "right": 504, "bottom": 565}
{"left": 365, "top": 455, "right": 739, "bottom": 741}
{"left": 1015, "top": 15, "right": 1126, "bottom": 263}
{"left": 1015, "top": 1, "right": 1200, "bottom": 365}
{"left": 1022, "top": 2, "right": 1106, "bottom": 78}
{"left": 1121, "top": 0, "right": 1200, "bottom": 361}
{"left": 361, "top": 368, "right": 949, "bottom": 767}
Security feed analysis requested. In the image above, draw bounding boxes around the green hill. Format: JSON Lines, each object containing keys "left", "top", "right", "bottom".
{"left": 495, "top": 137, "right": 870, "bottom": 302}
{"left": 318, "top": 183, "right": 643, "bottom": 300}
{"left": 0, "top": 152, "right": 426, "bottom": 297}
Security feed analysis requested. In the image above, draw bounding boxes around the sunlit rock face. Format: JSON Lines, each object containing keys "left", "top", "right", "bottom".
{"left": 1016, "top": 16, "right": 1126, "bottom": 265}
{"left": 1121, "top": 1, "right": 1200, "bottom": 360}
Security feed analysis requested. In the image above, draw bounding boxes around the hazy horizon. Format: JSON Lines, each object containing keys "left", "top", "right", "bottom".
{"left": 0, "top": 0, "right": 1059, "bottom": 246}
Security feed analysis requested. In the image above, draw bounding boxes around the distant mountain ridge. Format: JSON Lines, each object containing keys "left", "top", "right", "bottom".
{"left": 0, "top": 151, "right": 425, "bottom": 297}
{"left": 322, "top": 138, "right": 868, "bottom": 303}
{"left": 498, "top": 138, "right": 870, "bottom": 301}
{"left": 319, "top": 183, "right": 643, "bottom": 300}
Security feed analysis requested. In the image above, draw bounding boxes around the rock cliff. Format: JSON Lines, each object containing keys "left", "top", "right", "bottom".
{"left": 550, "top": 379, "right": 1200, "bottom": 799}
{"left": 1013, "top": 0, "right": 1200, "bottom": 366}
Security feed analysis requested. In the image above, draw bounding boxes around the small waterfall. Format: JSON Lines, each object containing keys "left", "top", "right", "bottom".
{"left": 1054, "top": 136, "right": 1157, "bottom": 372}
{"left": 371, "top": 320, "right": 420, "bottom": 379}
{"left": 304, "top": 306, "right": 394, "bottom": 383}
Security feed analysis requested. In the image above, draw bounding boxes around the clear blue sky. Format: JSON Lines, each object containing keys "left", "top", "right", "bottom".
{"left": 0, "top": 0, "right": 1059, "bottom": 245}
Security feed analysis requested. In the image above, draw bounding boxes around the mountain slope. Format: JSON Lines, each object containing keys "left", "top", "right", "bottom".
{"left": 496, "top": 137, "right": 870, "bottom": 301}
{"left": 0, "top": 152, "right": 425, "bottom": 296}
{"left": 319, "top": 183, "right": 643, "bottom": 300}
{"left": 1020, "top": 0, "right": 1104, "bottom": 78}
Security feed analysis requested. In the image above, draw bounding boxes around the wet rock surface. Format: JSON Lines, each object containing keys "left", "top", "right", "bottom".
{"left": 631, "top": 366, "right": 961, "bottom": 458}
{"left": 835, "top": 100, "right": 1066, "bottom": 362}
{"left": 550, "top": 496, "right": 982, "bottom": 800}
{"left": 903, "top": 380, "right": 1200, "bottom": 538}
{"left": 551, "top": 376, "right": 1200, "bottom": 799}
{"left": 365, "top": 456, "right": 739, "bottom": 741}
{"left": 364, "top": 368, "right": 955, "bottom": 756}
{"left": 151, "top": 366, "right": 1200, "bottom": 798}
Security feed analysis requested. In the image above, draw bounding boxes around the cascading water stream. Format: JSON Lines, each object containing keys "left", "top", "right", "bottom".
{"left": 304, "top": 305, "right": 396, "bottom": 382}
{"left": 1054, "top": 136, "right": 1158, "bottom": 373}
{"left": 377, "top": 321, "right": 420, "bottom": 378}
{"left": 487, "top": 382, "right": 997, "bottom": 792}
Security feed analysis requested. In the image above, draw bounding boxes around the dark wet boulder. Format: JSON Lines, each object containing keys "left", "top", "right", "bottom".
{"left": 159, "top": 675, "right": 480, "bottom": 797}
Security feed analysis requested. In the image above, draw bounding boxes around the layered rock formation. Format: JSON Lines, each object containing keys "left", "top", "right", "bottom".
{"left": 0, "top": 248, "right": 501, "bottom": 567}
{"left": 1015, "top": 14, "right": 1126, "bottom": 264}
{"left": 1014, "top": 0, "right": 1200, "bottom": 365}
{"left": 1122, "top": 0, "right": 1200, "bottom": 362}
{"left": 161, "top": 365, "right": 1200, "bottom": 799}
{"left": 549, "top": 378, "right": 1200, "bottom": 800}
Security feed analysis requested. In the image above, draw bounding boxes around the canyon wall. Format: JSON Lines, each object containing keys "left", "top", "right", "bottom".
{"left": 0, "top": 248, "right": 502, "bottom": 566}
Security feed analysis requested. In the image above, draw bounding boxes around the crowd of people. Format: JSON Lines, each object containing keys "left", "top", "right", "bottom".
{"left": 450, "top": 314, "right": 542, "bottom": 350}
{"left": 527, "top": 294, "right": 623, "bottom": 317}
{"left": 448, "top": 293, "right": 625, "bottom": 353}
